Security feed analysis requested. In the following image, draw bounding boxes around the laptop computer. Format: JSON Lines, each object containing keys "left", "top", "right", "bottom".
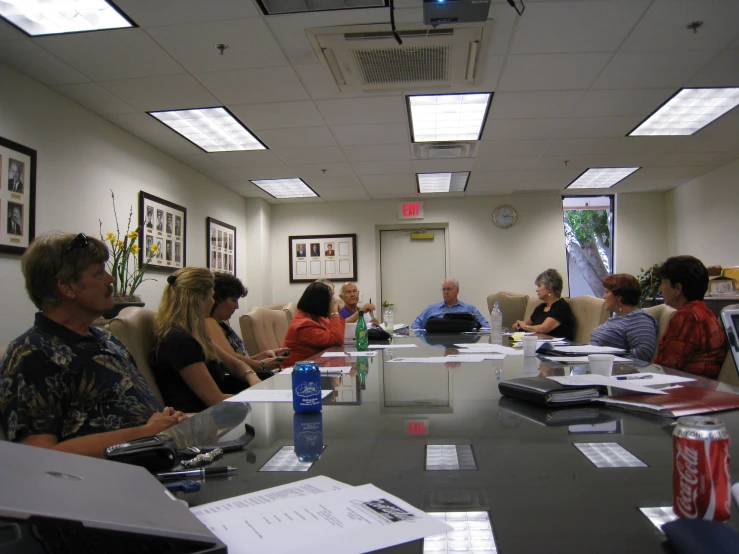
{"left": 0, "top": 441, "right": 226, "bottom": 553}
{"left": 721, "top": 307, "right": 739, "bottom": 371}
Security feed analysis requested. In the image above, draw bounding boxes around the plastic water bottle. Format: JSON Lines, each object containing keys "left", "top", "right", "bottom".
{"left": 383, "top": 307, "right": 394, "bottom": 331}
{"left": 292, "top": 361, "right": 322, "bottom": 413}
{"left": 490, "top": 301, "right": 503, "bottom": 345}
{"left": 356, "top": 310, "right": 368, "bottom": 351}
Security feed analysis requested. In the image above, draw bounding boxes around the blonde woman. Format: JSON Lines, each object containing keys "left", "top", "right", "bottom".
{"left": 151, "top": 267, "right": 261, "bottom": 412}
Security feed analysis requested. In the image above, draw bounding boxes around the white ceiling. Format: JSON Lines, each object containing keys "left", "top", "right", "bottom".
{"left": 1, "top": 0, "right": 738, "bottom": 203}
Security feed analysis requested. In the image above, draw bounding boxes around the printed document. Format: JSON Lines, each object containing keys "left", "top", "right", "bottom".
{"left": 279, "top": 366, "right": 352, "bottom": 375}
{"left": 368, "top": 344, "right": 418, "bottom": 349}
{"left": 547, "top": 373, "right": 694, "bottom": 395}
{"left": 322, "top": 351, "right": 377, "bottom": 357}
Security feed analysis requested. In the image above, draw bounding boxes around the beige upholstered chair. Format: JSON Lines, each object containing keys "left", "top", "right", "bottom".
{"left": 487, "top": 292, "right": 528, "bottom": 330}
{"left": 643, "top": 304, "right": 676, "bottom": 342}
{"left": 108, "top": 307, "right": 164, "bottom": 405}
{"left": 283, "top": 302, "right": 298, "bottom": 323}
{"left": 523, "top": 298, "right": 543, "bottom": 322}
{"left": 565, "top": 295, "right": 609, "bottom": 344}
{"left": 239, "top": 307, "right": 290, "bottom": 354}
{"left": 261, "top": 302, "right": 289, "bottom": 311}
{"left": 717, "top": 304, "right": 739, "bottom": 386}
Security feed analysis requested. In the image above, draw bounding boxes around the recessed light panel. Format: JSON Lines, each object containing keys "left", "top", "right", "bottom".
{"left": 630, "top": 88, "right": 739, "bottom": 136}
{"left": 417, "top": 172, "right": 469, "bottom": 193}
{"left": 260, "top": 446, "right": 321, "bottom": 472}
{"left": 566, "top": 167, "right": 640, "bottom": 189}
{"left": 426, "top": 445, "right": 477, "bottom": 470}
{"left": 574, "top": 442, "right": 647, "bottom": 468}
{"left": 251, "top": 178, "right": 318, "bottom": 199}
{"left": 425, "top": 512, "right": 498, "bottom": 553}
{"left": 149, "top": 108, "right": 265, "bottom": 153}
{"left": 639, "top": 507, "right": 678, "bottom": 533}
{"left": 409, "top": 94, "right": 492, "bottom": 142}
{"left": 0, "top": 0, "right": 134, "bottom": 36}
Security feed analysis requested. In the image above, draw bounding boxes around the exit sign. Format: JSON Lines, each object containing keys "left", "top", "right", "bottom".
{"left": 398, "top": 202, "right": 424, "bottom": 219}
{"left": 405, "top": 418, "right": 429, "bottom": 436}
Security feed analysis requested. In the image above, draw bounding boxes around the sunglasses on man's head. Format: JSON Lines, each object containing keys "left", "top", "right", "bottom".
{"left": 65, "top": 233, "right": 90, "bottom": 253}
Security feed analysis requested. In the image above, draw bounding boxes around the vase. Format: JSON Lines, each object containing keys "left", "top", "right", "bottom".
{"left": 102, "top": 301, "right": 145, "bottom": 320}
{"left": 383, "top": 307, "right": 394, "bottom": 330}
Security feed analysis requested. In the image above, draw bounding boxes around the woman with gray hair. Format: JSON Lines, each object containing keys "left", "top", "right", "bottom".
{"left": 513, "top": 269, "right": 575, "bottom": 340}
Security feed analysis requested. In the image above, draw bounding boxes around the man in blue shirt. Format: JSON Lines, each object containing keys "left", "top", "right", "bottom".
{"left": 412, "top": 279, "right": 489, "bottom": 330}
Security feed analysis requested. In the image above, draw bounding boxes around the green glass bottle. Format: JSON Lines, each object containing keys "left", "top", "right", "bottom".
{"left": 355, "top": 309, "right": 368, "bottom": 351}
{"left": 355, "top": 356, "right": 368, "bottom": 390}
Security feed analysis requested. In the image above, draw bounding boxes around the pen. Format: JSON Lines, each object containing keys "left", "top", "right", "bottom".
{"left": 156, "top": 466, "right": 237, "bottom": 481}
{"left": 615, "top": 374, "right": 653, "bottom": 380}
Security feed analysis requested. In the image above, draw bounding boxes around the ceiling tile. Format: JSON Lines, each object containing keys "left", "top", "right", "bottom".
{"left": 195, "top": 66, "right": 309, "bottom": 104}
{"left": 572, "top": 88, "right": 675, "bottom": 118}
{"left": 592, "top": 50, "right": 716, "bottom": 89}
{"left": 100, "top": 74, "right": 219, "bottom": 111}
{"left": 330, "top": 124, "right": 409, "bottom": 146}
{"left": 483, "top": 117, "right": 637, "bottom": 141}
{"left": 351, "top": 161, "right": 414, "bottom": 175}
{"left": 0, "top": 19, "right": 26, "bottom": 40}
{"left": 476, "top": 54, "right": 506, "bottom": 90}
{"left": 231, "top": 165, "right": 297, "bottom": 179}
{"left": 477, "top": 139, "right": 552, "bottom": 158}
{"left": 472, "top": 157, "right": 542, "bottom": 171}
{"left": 116, "top": 0, "right": 261, "bottom": 26}
{"left": 490, "top": 91, "right": 586, "bottom": 119}
{"left": 342, "top": 144, "right": 412, "bottom": 162}
{"left": 359, "top": 174, "right": 416, "bottom": 192}
{"left": 315, "top": 97, "right": 407, "bottom": 126}
{"left": 305, "top": 175, "right": 363, "bottom": 189}
{"left": 105, "top": 113, "right": 205, "bottom": 155}
{"left": 685, "top": 49, "right": 739, "bottom": 87}
{"left": 291, "top": 163, "right": 356, "bottom": 178}
{"left": 650, "top": 152, "right": 730, "bottom": 167}
{"left": 35, "top": 29, "right": 186, "bottom": 81}
{"left": 315, "top": 188, "right": 370, "bottom": 201}
{"left": 466, "top": 173, "right": 520, "bottom": 194}
{"left": 210, "top": 150, "right": 286, "bottom": 168}
{"left": 413, "top": 159, "right": 474, "bottom": 173}
{"left": 221, "top": 180, "right": 276, "bottom": 199}
{"left": 498, "top": 53, "right": 612, "bottom": 91}
{"left": 53, "top": 82, "right": 138, "bottom": 115}
{"left": 369, "top": 192, "right": 421, "bottom": 200}
{"left": 276, "top": 146, "right": 347, "bottom": 165}
{"left": 147, "top": 19, "right": 288, "bottom": 73}
{"left": 543, "top": 137, "right": 682, "bottom": 157}
{"left": 230, "top": 101, "right": 325, "bottom": 130}
{"left": 0, "top": 40, "right": 89, "bottom": 85}
{"left": 174, "top": 153, "right": 226, "bottom": 170}
{"left": 199, "top": 167, "right": 243, "bottom": 181}
{"left": 258, "top": 126, "right": 337, "bottom": 149}
{"left": 511, "top": 0, "right": 649, "bottom": 54}
{"left": 620, "top": 0, "right": 739, "bottom": 52}
{"left": 670, "top": 134, "right": 739, "bottom": 153}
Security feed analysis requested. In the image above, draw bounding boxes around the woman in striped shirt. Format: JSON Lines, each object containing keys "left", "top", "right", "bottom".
{"left": 589, "top": 274, "right": 658, "bottom": 362}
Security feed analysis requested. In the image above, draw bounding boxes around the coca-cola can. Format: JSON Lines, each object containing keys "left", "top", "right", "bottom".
{"left": 673, "top": 416, "right": 731, "bottom": 521}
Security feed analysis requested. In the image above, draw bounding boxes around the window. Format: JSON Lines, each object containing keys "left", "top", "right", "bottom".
{"left": 562, "top": 196, "right": 613, "bottom": 298}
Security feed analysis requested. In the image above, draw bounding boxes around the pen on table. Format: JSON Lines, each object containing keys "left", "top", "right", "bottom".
{"left": 615, "top": 374, "right": 653, "bottom": 381}
{"left": 368, "top": 297, "right": 374, "bottom": 318}
{"left": 156, "top": 466, "right": 237, "bottom": 481}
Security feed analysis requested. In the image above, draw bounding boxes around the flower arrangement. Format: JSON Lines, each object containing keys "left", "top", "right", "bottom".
{"left": 99, "top": 190, "right": 157, "bottom": 301}
{"left": 382, "top": 300, "right": 395, "bottom": 310}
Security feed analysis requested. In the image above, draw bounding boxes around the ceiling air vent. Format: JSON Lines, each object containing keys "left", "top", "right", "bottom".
{"left": 412, "top": 142, "right": 480, "bottom": 159}
{"left": 307, "top": 22, "right": 492, "bottom": 92}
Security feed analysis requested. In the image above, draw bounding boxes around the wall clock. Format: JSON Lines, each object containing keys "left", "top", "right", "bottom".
{"left": 493, "top": 205, "right": 517, "bottom": 229}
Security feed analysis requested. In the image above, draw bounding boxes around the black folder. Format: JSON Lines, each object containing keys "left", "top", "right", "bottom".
{"left": 498, "top": 376, "right": 606, "bottom": 407}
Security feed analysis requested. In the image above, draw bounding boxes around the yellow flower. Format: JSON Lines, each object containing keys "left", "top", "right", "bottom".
{"left": 127, "top": 230, "right": 138, "bottom": 240}
{"left": 117, "top": 240, "right": 125, "bottom": 248}
{"left": 130, "top": 244, "right": 139, "bottom": 255}
{"left": 105, "top": 232, "right": 116, "bottom": 243}
{"left": 150, "top": 244, "right": 160, "bottom": 253}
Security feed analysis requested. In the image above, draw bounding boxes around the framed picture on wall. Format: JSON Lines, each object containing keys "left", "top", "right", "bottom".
{"left": 289, "top": 233, "right": 357, "bottom": 283}
{"left": 0, "top": 136, "right": 36, "bottom": 254}
{"left": 207, "top": 217, "right": 236, "bottom": 276}
{"left": 138, "top": 191, "right": 186, "bottom": 271}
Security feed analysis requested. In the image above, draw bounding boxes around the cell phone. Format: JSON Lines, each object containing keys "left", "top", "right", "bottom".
{"left": 104, "top": 435, "right": 178, "bottom": 472}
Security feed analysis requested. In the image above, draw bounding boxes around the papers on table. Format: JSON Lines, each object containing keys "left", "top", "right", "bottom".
{"left": 224, "top": 389, "right": 334, "bottom": 403}
{"left": 322, "top": 351, "right": 377, "bottom": 357}
{"left": 547, "top": 373, "right": 695, "bottom": 395}
{"left": 455, "top": 344, "right": 523, "bottom": 356}
{"left": 543, "top": 356, "right": 631, "bottom": 363}
{"left": 191, "top": 476, "right": 452, "bottom": 554}
{"left": 549, "top": 345, "right": 626, "bottom": 354}
{"left": 368, "top": 343, "right": 418, "bottom": 349}
{"left": 279, "top": 366, "right": 352, "bottom": 375}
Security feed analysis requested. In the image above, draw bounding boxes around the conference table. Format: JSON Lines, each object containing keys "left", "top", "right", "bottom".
{"left": 163, "top": 333, "right": 739, "bottom": 553}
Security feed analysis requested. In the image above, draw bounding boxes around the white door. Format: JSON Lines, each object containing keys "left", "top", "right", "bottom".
{"left": 379, "top": 228, "right": 447, "bottom": 328}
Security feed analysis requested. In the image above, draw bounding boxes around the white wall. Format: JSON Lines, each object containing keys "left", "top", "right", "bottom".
{"left": 264, "top": 194, "right": 570, "bottom": 320}
{"left": 615, "top": 192, "right": 668, "bottom": 276}
{"left": 665, "top": 158, "right": 739, "bottom": 266}
{"left": 0, "top": 64, "right": 250, "bottom": 345}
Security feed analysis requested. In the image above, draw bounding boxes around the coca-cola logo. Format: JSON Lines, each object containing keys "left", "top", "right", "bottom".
{"left": 675, "top": 443, "right": 700, "bottom": 517}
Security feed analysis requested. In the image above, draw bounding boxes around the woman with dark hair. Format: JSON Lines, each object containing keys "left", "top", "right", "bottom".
{"left": 205, "top": 272, "right": 286, "bottom": 373}
{"left": 589, "top": 274, "right": 657, "bottom": 362}
{"left": 653, "top": 256, "right": 727, "bottom": 377}
{"left": 281, "top": 282, "right": 345, "bottom": 367}
{"left": 513, "top": 269, "right": 575, "bottom": 340}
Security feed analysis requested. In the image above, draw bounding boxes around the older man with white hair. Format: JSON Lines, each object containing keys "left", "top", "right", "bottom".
{"left": 412, "top": 279, "right": 488, "bottom": 330}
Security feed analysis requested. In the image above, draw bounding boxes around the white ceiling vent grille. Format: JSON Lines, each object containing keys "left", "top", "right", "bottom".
{"left": 351, "top": 45, "right": 450, "bottom": 86}
{"left": 413, "top": 142, "right": 480, "bottom": 159}
{"left": 307, "top": 22, "right": 492, "bottom": 92}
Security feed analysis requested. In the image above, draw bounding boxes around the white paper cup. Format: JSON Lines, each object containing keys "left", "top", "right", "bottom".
{"left": 521, "top": 335, "right": 538, "bottom": 357}
{"left": 588, "top": 354, "right": 615, "bottom": 376}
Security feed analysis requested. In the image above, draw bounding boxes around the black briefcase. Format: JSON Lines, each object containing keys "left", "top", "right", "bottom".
{"left": 424, "top": 313, "right": 480, "bottom": 333}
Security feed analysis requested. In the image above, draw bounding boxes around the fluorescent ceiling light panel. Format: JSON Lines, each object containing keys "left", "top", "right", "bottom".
{"left": 566, "top": 167, "right": 639, "bottom": 189}
{"left": 426, "top": 445, "right": 477, "bottom": 470}
{"left": 574, "top": 442, "right": 647, "bottom": 468}
{"left": 639, "top": 507, "right": 678, "bottom": 533}
{"left": 409, "top": 94, "right": 491, "bottom": 142}
{"left": 149, "top": 108, "right": 265, "bottom": 153}
{"left": 260, "top": 446, "right": 318, "bottom": 472}
{"left": 425, "top": 512, "right": 498, "bottom": 553}
{"left": 630, "top": 88, "right": 739, "bottom": 136}
{"left": 251, "top": 178, "right": 318, "bottom": 199}
{"left": 0, "top": 0, "right": 134, "bottom": 36}
{"left": 417, "top": 172, "right": 469, "bottom": 193}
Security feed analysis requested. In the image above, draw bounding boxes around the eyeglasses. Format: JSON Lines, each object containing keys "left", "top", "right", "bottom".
{"left": 65, "top": 233, "right": 90, "bottom": 253}
{"left": 441, "top": 288, "right": 456, "bottom": 292}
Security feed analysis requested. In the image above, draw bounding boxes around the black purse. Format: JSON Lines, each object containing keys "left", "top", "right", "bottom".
{"left": 424, "top": 313, "right": 481, "bottom": 333}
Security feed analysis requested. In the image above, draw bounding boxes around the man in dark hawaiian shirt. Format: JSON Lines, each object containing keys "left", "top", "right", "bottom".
{"left": 0, "top": 232, "right": 186, "bottom": 457}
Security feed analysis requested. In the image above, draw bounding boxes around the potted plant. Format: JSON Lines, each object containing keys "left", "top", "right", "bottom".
{"left": 637, "top": 264, "right": 661, "bottom": 307}
{"left": 99, "top": 190, "right": 158, "bottom": 318}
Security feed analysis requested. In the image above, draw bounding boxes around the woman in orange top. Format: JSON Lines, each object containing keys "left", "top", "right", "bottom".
{"left": 281, "top": 282, "right": 345, "bottom": 367}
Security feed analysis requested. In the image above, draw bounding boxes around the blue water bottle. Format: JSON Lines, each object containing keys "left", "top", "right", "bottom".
{"left": 293, "top": 412, "right": 323, "bottom": 462}
{"left": 292, "top": 361, "right": 322, "bottom": 413}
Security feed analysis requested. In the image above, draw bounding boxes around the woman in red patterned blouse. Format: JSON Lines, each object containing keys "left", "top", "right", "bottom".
{"left": 653, "top": 255, "right": 728, "bottom": 378}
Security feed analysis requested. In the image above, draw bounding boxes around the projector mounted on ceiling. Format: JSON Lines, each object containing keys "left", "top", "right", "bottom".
{"left": 423, "top": 0, "right": 492, "bottom": 27}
